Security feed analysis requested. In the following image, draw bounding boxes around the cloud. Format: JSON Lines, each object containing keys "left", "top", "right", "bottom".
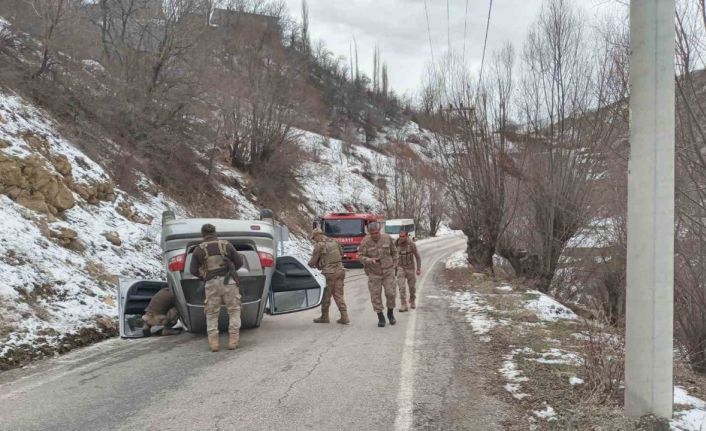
{"left": 283, "top": 0, "right": 625, "bottom": 95}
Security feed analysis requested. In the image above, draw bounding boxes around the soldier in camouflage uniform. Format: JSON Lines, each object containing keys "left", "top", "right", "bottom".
{"left": 141, "top": 287, "right": 181, "bottom": 336}
{"left": 358, "top": 222, "right": 398, "bottom": 327}
{"left": 308, "top": 228, "right": 349, "bottom": 325}
{"left": 395, "top": 230, "right": 422, "bottom": 312}
{"left": 190, "top": 224, "right": 244, "bottom": 352}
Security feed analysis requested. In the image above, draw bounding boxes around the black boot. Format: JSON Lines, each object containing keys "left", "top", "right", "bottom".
{"left": 387, "top": 308, "right": 397, "bottom": 325}
{"left": 377, "top": 312, "right": 386, "bottom": 327}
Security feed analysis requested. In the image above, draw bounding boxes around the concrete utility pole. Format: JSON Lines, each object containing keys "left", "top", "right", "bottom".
{"left": 625, "top": 0, "right": 675, "bottom": 419}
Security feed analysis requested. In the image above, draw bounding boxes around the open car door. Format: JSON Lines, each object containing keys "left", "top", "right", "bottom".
{"left": 267, "top": 256, "right": 325, "bottom": 315}
{"left": 118, "top": 279, "right": 168, "bottom": 338}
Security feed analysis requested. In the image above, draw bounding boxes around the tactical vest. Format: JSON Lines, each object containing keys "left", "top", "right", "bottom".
{"left": 319, "top": 240, "right": 343, "bottom": 267}
{"left": 199, "top": 240, "right": 229, "bottom": 278}
{"left": 397, "top": 241, "right": 415, "bottom": 267}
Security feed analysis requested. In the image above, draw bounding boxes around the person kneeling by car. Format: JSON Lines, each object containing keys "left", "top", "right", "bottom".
{"left": 190, "top": 223, "right": 244, "bottom": 352}
{"left": 142, "top": 287, "right": 181, "bottom": 336}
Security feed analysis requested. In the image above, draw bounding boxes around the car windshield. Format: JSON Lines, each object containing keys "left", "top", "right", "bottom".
{"left": 323, "top": 219, "right": 365, "bottom": 237}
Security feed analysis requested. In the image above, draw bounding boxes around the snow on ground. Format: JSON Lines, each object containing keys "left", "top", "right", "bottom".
{"left": 533, "top": 404, "right": 558, "bottom": 421}
{"left": 448, "top": 291, "right": 506, "bottom": 337}
{"left": 567, "top": 217, "right": 619, "bottom": 249}
{"left": 523, "top": 290, "right": 578, "bottom": 322}
{"left": 500, "top": 348, "right": 532, "bottom": 400}
{"left": 569, "top": 376, "right": 584, "bottom": 386}
{"left": 219, "top": 184, "right": 259, "bottom": 220}
{"left": 81, "top": 59, "right": 105, "bottom": 73}
{"left": 672, "top": 387, "right": 706, "bottom": 431}
{"left": 281, "top": 234, "right": 313, "bottom": 262}
{"left": 0, "top": 191, "right": 182, "bottom": 358}
{"left": 529, "top": 348, "right": 582, "bottom": 366}
{"left": 435, "top": 224, "right": 464, "bottom": 237}
{"left": 496, "top": 284, "right": 513, "bottom": 292}
{"left": 445, "top": 250, "right": 470, "bottom": 269}
{"left": 0, "top": 92, "right": 189, "bottom": 359}
{"left": 0, "top": 93, "right": 110, "bottom": 185}
{"left": 296, "top": 130, "right": 382, "bottom": 215}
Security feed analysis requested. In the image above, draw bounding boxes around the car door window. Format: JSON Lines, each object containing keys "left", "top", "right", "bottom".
{"left": 118, "top": 279, "right": 168, "bottom": 338}
{"left": 268, "top": 256, "right": 324, "bottom": 315}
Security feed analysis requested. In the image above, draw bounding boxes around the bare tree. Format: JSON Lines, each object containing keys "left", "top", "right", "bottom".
{"left": 429, "top": 50, "right": 515, "bottom": 271}
{"left": 24, "top": 0, "right": 70, "bottom": 78}
{"left": 425, "top": 171, "right": 445, "bottom": 237}
{"left": 672, "top": 0, "right": 706, "bottom": 373}
{"left": 503, "top": 0, "right": 618, "bottom": 290}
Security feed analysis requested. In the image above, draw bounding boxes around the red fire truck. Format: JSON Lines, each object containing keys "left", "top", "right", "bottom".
{"left": 319, "top": 212, "right": 382, "bottom": 266}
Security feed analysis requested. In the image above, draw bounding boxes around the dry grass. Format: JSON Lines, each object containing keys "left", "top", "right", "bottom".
{"left": 439, "top": 266, "right": 642, "bottom": 430}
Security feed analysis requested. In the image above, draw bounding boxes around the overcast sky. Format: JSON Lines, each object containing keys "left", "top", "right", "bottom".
{"left": 281, "top": 0, "right": 625, "bottom": 96}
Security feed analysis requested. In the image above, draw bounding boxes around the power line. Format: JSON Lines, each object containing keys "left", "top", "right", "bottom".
{"left": 462, "top": 0, "right": 470, "bottom": 65}
{"left": 477, "top": 0, "right": 494, "bottom": 93}
{"left": 423, "top": 0, "right": 436, "bottom": 65}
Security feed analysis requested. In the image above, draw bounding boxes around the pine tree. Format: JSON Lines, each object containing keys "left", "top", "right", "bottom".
{"left": 373, "top": 45, "right": 378, "bottom": 94}
{"left": 382, "top": 62, "right": 389, "bottom": 97}
{"left": 301, "top": 0, "right": 310, "bottom": 55}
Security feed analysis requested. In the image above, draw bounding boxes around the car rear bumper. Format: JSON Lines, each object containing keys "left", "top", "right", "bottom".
{"left": 183, "top": 300, "right": 262, "bottom": 332}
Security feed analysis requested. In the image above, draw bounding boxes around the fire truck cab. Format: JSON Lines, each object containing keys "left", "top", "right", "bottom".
{"left": 319, "top": 212, "right": 381, "bottom": 266}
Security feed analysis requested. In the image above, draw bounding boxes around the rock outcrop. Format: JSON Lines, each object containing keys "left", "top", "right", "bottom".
{"left": 49, "top": 227, "right": 84, "bottom": 251}
{"left": 103, "top": 231, "right": 122, "bottom": 247}
{"left": 0, "top": 154, "right": 76, "bottom": 215}
{"left": 1, "top": 132, "right": 116, "bottom": 214}
{"left": 117, "top": 200, "right": 151, "bottom": 224}
{"left": 73, "top": 181, "right": 115, "bottom": 204}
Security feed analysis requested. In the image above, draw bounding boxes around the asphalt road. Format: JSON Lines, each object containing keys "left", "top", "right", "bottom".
{"left": 0, "top": 236, "right": 511, "bottom": 431}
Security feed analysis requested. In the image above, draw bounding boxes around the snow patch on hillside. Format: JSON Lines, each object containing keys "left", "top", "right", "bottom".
{"left": 445, "top": 250, "right": 470, "bottom": 269}
{"left": 0, "top": 92, "right": 187, "bottom": 360}
{"left": 672, "top": 387, "right": 706, "bottom": 431}
{"left": 0, "top": 94, "right": 108, "bottom": 185}
{"left": 523, "top": 290, "right": 578, "bottom": 322}
{"left": 296, "top": 130, "right": 382, "bottom": 214}
{"left": 567, "top": 218, "right": 619, "bottom": 249}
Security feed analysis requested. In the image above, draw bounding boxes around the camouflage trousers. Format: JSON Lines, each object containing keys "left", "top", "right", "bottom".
{"left": 321, "top": 268, "right": 347, "bottom": 313}
{"left": 396, "top": 267, "right": 417, "bottom": 302}
{"left": 204, "top": 277, "right": 241, "bottom": 335}
{"left": 368, "top": 271, "right": 396, "bottom": 313}
{"left": 142, "top": 307, "right": 179, "bottom": 328}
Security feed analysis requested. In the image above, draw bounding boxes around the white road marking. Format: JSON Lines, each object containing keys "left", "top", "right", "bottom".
{"left": 393, "top": 246, "right": 459, "bottom": 431}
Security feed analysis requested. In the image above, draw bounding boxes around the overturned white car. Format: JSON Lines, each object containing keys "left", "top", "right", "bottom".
{"left": 118, "top": 210, "right": 324, "bottom": 338}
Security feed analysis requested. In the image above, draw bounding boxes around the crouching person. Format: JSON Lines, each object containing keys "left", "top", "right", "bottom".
{"left": 190, "top": 223, "right": 244, "bottom": 352}
{"left": 142, "top": 287, "right": 181, "bottom": 336}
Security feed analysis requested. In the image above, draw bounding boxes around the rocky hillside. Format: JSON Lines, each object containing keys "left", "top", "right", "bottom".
{"left": 0, "top": 0, "right": 441, "bottom": 369}
{"left": 0, "top": 87, "right": 433, "bottom": 370}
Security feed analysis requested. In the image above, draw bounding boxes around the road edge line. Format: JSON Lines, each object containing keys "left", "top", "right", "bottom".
{"left": 393, "top": 244, "right": 461, "bottom": 431}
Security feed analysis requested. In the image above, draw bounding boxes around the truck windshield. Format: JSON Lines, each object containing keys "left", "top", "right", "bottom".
{"left": 323, "top": 219, "right": 365, "bottom": 237}
{"left": 385, "top": 224, "right": 415, "bottom": 234}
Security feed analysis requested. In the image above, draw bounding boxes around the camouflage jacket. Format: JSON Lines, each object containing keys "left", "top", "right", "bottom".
{"left": 145, "top": 287, "right": 175, "bottom": 315}
{"left": 359, "top": 233, "right": 397, "bottom": 276}
{"left": 308, "top": 238, "right": 344, "bottom": 275}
